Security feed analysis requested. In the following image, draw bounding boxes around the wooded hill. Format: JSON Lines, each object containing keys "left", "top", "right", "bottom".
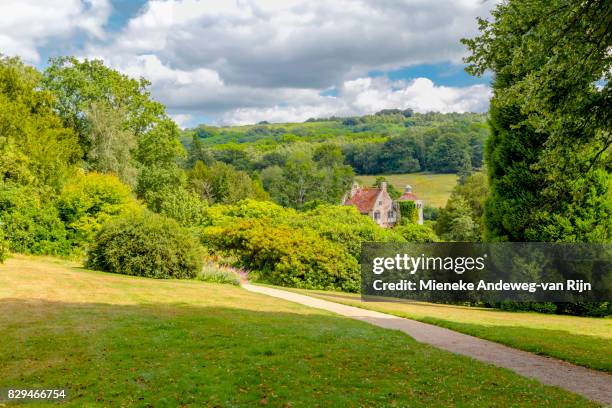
{"left": 181, "top": 110, "right": 488, "bottom": 176}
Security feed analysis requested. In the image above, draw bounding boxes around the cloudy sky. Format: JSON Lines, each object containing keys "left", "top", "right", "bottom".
{"left": 0, "top": 0, "right": 495, "bottom": 127}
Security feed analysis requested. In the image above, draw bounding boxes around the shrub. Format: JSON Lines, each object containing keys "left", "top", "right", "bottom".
{"left": 56, "top": 172, "right": 142, "bottom": 247}
{"left": 423, "top": 205, "right": 440, "bottom": 221}
{"left": 87, "top": 212, "right": 202, "bottom": 279}
{"left": 0, "top": 230, "right": 9, "bottom": 263}
{"left": 196, "top": 262, "right": 242, "bottom": 285}
{"left": 144, "top": 187, "right": 208, "bottom": 227}
{"left": 294, "top": 204, "right": 405, "bottom": 258}
{"left": 394, "top": 223, "right": 438, "bottom": 243}
{"left": 0, "top": 183, "right": 71, "bottom": 255}
{"left": 202, "top": 219, "right": 359, "bottom": 292}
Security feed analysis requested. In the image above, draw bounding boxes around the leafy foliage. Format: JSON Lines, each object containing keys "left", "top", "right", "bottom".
{"left": 83, "top": 102, "right": 138, "bottom": 186}
{"left": 56, "top": 172, "right": 142, "bottom": 248}
{"left": 261, "top": 150, "right": 353, "bottom": 209}
{"left": 394, "top": 223, "right": 438, "bottom": 243}
{"left": 204, "top": 219, "right": 359, "bottom": 291}
{"left": 42, "top": 57, "right": 166, "bottom": 151}
{"left": 0, "top": 56, "right": 80, "bottom": 189}
{"left": 398, "top": 201, "right": 418, "bottom": 225}
{"left": 188, "top": 161, "right": 268, "bottom": 204}
{"left": 463, "top": 0, "right": 611, "bottom": 242}
{"left": 183, "top": 111, "right": 488, "bottom": 176}
{"left": 0, "top": 229, "right": 9, "bottom": 263}
{"left": 436, "top": 172, "right": 488, "bottom": 241}
{"left": 0, "top": 183, "right": 70, "bottom": 255}
{"left": 144, "top": 186, "right": 208, "bottom": 227}
{"left": 199, "top": 200, "right": 412, "bottom": 291}
{"left": 87, "top": 212, "right": 202, "bottom": 279}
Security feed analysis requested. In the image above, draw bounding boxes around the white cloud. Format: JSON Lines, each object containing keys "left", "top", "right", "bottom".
{"left": 89, "top": 0, "right": 495, "bottom": 88}
{"left": 0, "top": 0, "right": 495, "bottom": 124}
{"left": 219, "top": 76, "right": 491, "bottom": 125}
{"left": 0, "top": 0, "right": 111, "bottom": 63}
{"left": 169, "top": 113, "right": 193, "bottom": 128}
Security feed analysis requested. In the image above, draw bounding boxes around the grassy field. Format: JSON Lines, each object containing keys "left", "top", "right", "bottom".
{"left": 356, "top": 172, "right": 458, "bottom": 208}
{"left": 276, "top": 287, "right": 612, "bottom": 372}
{"left": 0, "top": 256, "right": 597, "bottom": 407}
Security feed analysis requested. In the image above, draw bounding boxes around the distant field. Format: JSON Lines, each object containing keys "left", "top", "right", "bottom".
{"left": 356, "top": 172, "right": 458, "bottom": 208}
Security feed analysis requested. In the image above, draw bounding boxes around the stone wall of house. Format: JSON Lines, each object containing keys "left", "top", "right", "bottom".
{"left": 370, "top": 182, "right": 398, "bottom": 228}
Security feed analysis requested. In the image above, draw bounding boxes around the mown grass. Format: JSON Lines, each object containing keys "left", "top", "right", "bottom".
{"left": 0, "top": 255, "right": 599, "bottom": 407}
{"left": 275, "top": 286, "right": 612, "bottom": 372}
{"left": 357, "top": 172, "right": 458, "bottom": 208}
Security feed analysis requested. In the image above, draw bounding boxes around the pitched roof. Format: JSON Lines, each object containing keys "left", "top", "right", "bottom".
{"left": 344, "top": 188, "right": 380, "bottom": 214}
{"left": 398, "top": 191, "right": 419, "bottom": 201}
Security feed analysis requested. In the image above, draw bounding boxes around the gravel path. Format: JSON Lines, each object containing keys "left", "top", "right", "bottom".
{"left": 243, "top": 284, "right": 612, "bottom": 406}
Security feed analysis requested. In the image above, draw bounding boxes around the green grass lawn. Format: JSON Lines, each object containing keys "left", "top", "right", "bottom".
{"left": 0, "top": 256, "right": 599, "bottom": 407}
{"left": 274, "top": 286, "right": 612, "bottom": 372}
{"left": 356, "top": 172, "right": 458, "bottom": 208}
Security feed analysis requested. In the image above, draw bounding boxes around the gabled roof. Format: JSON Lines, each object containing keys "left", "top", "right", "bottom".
{"left": 344, "top": 187, "right": 380, "bottom": 214}
{"left": 398, "top": 191, "right": 419, "bottom": 201}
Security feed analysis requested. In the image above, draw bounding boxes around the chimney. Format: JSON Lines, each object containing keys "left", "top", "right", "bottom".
{"left": 381, "top": 181, "right": 387, "bottom": 191}
{"left": 350, "top": 181, "right": 360, "bottom": 197}
{"left": 405, "top": 185, "right": 412, "bottom": 193}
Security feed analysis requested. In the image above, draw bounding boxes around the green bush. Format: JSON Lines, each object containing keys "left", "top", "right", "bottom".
{"left": 202, "top": 219, "right": 359, "bottom": 292}
{"left": 196, "top": 262, "right": 241, "bottom": 285}
{"left": 56, "top": 172, "right": 142, "bottom": 248}
{"left": 293, "top": 204, "right": 405, "bottom": 258}
{"left": 0, "top": 183, "right": 71, "bottom": 255}
{"left": 0, "top": 230, "right": 9, "bottom": 263}
{"left": 144, "top": 187, "right": 208, "bottom": 227}
{"left": 87, "top": 212, "right": 202, "bottom": 279}
{"left": 394, "top": 223, "right": 438, "bottom": 243}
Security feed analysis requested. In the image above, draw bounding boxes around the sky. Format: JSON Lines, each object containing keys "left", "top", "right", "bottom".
{"left": 0, "top": 0, "right": 495, "bottom": 127}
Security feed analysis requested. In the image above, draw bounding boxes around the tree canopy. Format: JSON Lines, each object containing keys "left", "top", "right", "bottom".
{"left": 462, "top": 0, "right": 611, "bottom": 242}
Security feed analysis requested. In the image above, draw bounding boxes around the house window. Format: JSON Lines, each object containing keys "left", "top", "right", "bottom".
{"left": 374, "top": 211, "right": 380, "bottom": 220}
{"left": 388, "top": 210, "right": 395, "bottom": 219}
{"left": 378, "top": 201, "right": 382, "bottom": 205}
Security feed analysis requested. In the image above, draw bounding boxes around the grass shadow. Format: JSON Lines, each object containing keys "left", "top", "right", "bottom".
{"left": 0, "top": 298, "right": 598, "bottom": 408}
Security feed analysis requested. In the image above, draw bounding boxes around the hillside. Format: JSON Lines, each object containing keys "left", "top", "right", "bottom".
{"left": 182, "top": 111, "right": 488, "bottom": 176}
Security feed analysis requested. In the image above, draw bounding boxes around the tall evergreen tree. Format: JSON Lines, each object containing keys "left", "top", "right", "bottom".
{"left": 463, "top": 0, "right": 611, "bottom": 242}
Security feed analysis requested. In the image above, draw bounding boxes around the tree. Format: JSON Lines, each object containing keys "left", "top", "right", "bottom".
{"left": 0, "top": 56, "right": 80, "bottom": 189}
{"left": 262, "top": 153, "right": 323, "bottom": 209}
{"left": 426, "top": 134, "right": 471, "bottom": 174}
{"left": 135, "top": 119, "right": 186, "bottom": 200}
{"left": 261, "top": 150, "right": 354, "bottom": 209}
{"left": 84, "top": 102, "right": 137, "bottom": 186}
{"left": 436, "top": 172, "right": 488, "bottom": 241}
{"left": 185, "top": 135, "right": 213, "bottom": 169}
{"left": 42, "top": 57, "right": 165, "bottom": 155}
{"left": 56, "top": 172, "right": 142, "bottom": 247}
{"left": 435, "top": 196, "right": 480, "bottom": 242}
{"left": 188, "top": 161, "right": 267, "bottom": 204}
{"left": 378, "top": 136, "right": 423, "bottom": 173}
{"left": 313, "top": 144, "right": 344, "bottom": 167}
{"left": 463, "top": 0, "right": 611, "bottom": 242}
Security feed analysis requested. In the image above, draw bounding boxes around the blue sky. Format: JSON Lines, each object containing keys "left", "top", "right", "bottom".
{"left": 1, "top": 0, "right": 495, "bottom": 127}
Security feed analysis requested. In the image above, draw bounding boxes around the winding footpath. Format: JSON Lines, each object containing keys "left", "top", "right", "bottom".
{"left": 243, "top": 283, "right": 612, "bottom": 406}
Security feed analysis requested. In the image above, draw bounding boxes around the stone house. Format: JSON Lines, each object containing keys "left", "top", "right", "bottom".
{"left": 341, "top": 182, "right": 399, "bottom": 228}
